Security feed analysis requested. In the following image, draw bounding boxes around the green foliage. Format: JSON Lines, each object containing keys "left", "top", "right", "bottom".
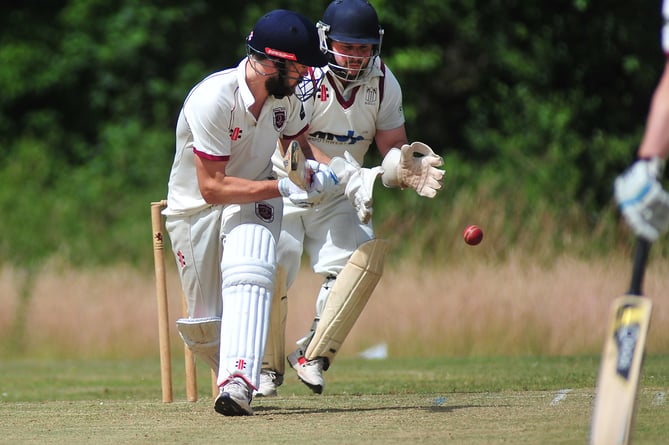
{"left": 0, "top": 0, "right": 666, "bottom": 269}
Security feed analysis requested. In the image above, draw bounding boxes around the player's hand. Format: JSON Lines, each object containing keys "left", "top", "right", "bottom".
{"left": 330, "top": 152, "right": 382, "bottom": 224}
{"left": 279, "top": 161, "right": 338, "bottom": 207}
{"left": 382, "top": 142, "right": 445, "bottom": 198}
{"left": 329, "top": 154, "right": 359, "bottom": 186}
{"left": 614, "top": 157, "right": 669, "bottom": 241}
{"left": 308, "top": 160, "right": 339, "bottom": 199}
{"left": 348, "top": 166, "right": 383, "bottom": 224}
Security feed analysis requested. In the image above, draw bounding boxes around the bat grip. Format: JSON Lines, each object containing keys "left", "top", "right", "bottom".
{"left": 629, "top": 237, "right": 651, "bottom": 296}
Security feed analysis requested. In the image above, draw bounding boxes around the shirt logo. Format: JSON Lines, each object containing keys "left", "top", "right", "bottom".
{"left": 309, "top": 130, "right": 365, "bottom": 145}
{"left": 230, "top": 127, "right": 242, "bottom": 140}
{"left": 318, "top": 84, "right": 329, "bottom": 102}
{"left": 364, "top": 87, "right": 378, "bottom": 105}
{"left": 273, "top": 107, "right": 287, "bottom": 131}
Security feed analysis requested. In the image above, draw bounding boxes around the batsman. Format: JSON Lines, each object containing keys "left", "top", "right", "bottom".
{"left": 162, "top": 10, "right": 335, "bottom": 416}
{"left": 257, "top": 0, "right": 446, "bottom": 396}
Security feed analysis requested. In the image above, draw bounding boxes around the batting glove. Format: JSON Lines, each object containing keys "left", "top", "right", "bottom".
{"left": 279, "top": 161, "right": 338, "bottom": 208}
{"left": 309, "top": 160, "right": 339, "bottom": 198}
{"left": 614, "top": 157, "right": 669, "bottom": 241}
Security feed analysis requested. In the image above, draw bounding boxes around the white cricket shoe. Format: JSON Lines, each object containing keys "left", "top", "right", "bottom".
{"left": 214, "top": 377, "right": 253, "bottom": 416}
{"left": 287, "top": 350, "right": 325, "bottom": 394}
{"left": 254, "top": 369, "right": 284, "bottom": 397}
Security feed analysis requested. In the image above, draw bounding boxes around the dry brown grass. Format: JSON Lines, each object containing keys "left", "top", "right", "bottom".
{"left": 1, "top": 250, "right": 668, "bottom": 359}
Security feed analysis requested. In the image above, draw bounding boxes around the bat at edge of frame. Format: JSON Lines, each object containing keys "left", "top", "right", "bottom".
{"left": 589, "top": 237, "right": 653, "bottom": 445}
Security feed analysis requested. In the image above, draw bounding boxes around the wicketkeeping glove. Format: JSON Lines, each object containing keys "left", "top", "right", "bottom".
{"left": 381, "top": 142, "right": 445, "bottom": 198}
{"left": 614, "top": 157, "right": 669, "bottom": 241}
{"left": 329, "top": 152, "right": 382, "bottom": 224}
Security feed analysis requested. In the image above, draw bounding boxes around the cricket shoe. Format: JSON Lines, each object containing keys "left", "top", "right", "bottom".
{"left": 214, "top": 376, "right": 253, "bottom": 416}
{"left": 254, "top": 369, "right": 284, "bottom": 397}
{"left": 287, "top": 350, "right": 325, "bottom": 394}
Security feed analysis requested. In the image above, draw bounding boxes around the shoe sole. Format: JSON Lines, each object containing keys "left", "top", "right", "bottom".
{"left": 214, "top": 393, "right": 253, "bottom": 416}
{"left": 253, "top": 390, "right": 277, "bottom": 397}
{"left": 297, "top": 377, "right": 323, "bottom": 394}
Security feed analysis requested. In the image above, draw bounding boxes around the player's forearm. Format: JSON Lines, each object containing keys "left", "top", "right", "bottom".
{"left": 638, "top": 61, "right": 669, "bottom": 159}
{"left": 374, "top": 125, "right": 408, "bottom": 158}
{"left": 199, "top": 175, "right": 281, "bottom": 205}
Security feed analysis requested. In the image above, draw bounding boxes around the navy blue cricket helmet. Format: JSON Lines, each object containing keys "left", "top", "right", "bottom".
{"left": 320, "top": 0, "right": 383, "bottom": 45}
{"left": 317, "top": 0, "right": 384, "bottom": 81}
{"left": 247, "top": 9, "right": 328, "bottom": 68}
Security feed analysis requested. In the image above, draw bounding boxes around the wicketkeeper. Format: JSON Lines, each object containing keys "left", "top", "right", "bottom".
{"left": 257, "top": 0, "right": 445, "bottom": 396}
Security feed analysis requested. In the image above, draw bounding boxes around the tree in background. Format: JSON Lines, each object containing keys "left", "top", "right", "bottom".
{"left": 0, "top": 0, "right": 664, "bottom": 272}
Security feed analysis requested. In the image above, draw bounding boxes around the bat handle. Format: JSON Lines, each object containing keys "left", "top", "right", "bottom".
{"left": 629, "top": 237, "right": 651, "bottom": 296}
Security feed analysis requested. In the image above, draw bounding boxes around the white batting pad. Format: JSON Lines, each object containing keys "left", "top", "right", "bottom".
{"left": 217, "top": 224, "right": 276, "bottom": 389}
{"left": 176, "top": 317, "right": 221, "bottom": 371}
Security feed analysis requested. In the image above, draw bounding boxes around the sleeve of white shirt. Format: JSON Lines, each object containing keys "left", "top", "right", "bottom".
{"left": 375, "top": 66, "right": 406, "bottom": 132}
{"left": 183, "top": 77, "right": 232, "bottom": 158}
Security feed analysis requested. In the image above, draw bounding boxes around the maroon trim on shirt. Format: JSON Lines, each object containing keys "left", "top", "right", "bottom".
{"left": 379, "top": 60, "right": 386, "bottom": 104}
{"left": 326, "top": 62, "right": 386, "bottom": 110}
{"left": 282, "top": 125, "right": 309, "bottom": 140}
{"left": 326, "top": 72, "right": 360, "bottom": 110}
{"left": 193, "top": 147, "right": 229, "bottom": 161}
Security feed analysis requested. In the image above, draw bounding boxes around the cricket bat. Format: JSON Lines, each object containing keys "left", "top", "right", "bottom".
{"left": 283, "top": 140, "right": 309, "bottom": 190}
{"left": 590, "top": 237, "right": 653, "bottom": 445}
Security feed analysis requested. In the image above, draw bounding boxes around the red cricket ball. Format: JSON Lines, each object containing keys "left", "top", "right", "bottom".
{"left": 463, "top": 225, "right": 483, "bottom": 245}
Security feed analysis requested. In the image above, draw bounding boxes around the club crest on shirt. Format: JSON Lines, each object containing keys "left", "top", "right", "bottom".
{"left": 364, "top": 87, "right": 378, "bottom": 106}
{"left": 255, "top": 201, "right": 275, "bottom": 223}
{"left": 273, "top": 107, "right": 287, "bottom": 131}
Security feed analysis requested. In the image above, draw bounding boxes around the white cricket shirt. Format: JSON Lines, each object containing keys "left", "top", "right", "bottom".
{"left": 272, "top": 57, "right": 405, "bottom": 174}
{"left": 166, "top": 57, "right": 309, "bottom": 215}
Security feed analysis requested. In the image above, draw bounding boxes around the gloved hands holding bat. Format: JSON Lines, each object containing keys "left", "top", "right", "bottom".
{"left": 279, "top": 141, "right": 338, "bottom": 208}
{"left": 614, "top": 157, "right": 669, "bottom": 241}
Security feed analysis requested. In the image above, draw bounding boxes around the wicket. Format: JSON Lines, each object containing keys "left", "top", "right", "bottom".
{"left": 150, "top": 200, "right": 217, "bottom": 403}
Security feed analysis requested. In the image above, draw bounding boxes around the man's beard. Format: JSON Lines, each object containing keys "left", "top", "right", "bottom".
{"left": 265, "top": 75, "right": 294, "bottom": 99}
